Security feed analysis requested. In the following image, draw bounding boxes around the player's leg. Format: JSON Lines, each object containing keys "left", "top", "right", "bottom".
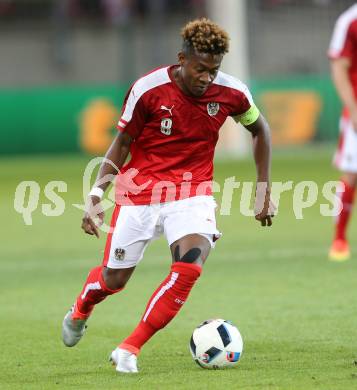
{"left": 62, "top": 205, "right": 125, "bottom": 346}
{"left": 72, "top": 266, "right": 136, "bottom": 321}
{"left": 62, "top": 204, "right": 154, "bottom": 347}
{"left": 114, "top": 234, "right": 209, "bottom": 372}
{"left": 62, "top": 266, "right": 135, "bottom": 347}
{"left": 114, "top": 196, "right": 220, "bottom": 373}
{"left": 330, "top": 111, "right": 357, "bottom": 261}
{"left": 330, "top": 172, "right": 357, "bottom": 260}
{"left": 170, "top": 233, "right": 211, "bottom": 267}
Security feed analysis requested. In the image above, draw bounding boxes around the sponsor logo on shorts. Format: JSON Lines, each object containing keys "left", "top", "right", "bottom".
{"left": 114, "top": 248, "right": 125, "bottom": 261}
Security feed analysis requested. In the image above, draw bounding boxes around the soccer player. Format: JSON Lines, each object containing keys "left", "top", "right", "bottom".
{"left": 328, "top": 4, "right": 357, "bottom": 261}
{"left": 62, "top": 18, "right": 274, "bottom": 373}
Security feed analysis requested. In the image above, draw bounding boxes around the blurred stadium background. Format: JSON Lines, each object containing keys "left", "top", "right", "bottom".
{"left": 2, "top": 1, "right": 357, "bottom": 389}
{"left": 0, "top": 0, "right": 354, "bottom": 155}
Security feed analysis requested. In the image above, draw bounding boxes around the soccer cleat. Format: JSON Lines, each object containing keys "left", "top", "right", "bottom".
{"left": 329, "top": 239, "right": 350, "bottom": 261}
{"left": 109, "top": 347, "right": 138, "bottom": 373}
{"left": 62, "top": 308, "right": 88, "bottom": 347}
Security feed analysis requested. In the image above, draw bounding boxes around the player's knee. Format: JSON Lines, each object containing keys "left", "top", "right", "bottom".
{"left": 351, "top": 174, "right": 357, "bottom": 187}
{"left": 172, "top": 236, "right": 211, "bottom": 266}
{"left": 174, "top": 246, "right": 202, "bottom": 264}
{"left": 102, "top": 267, "right": 134, "bottom": 290}
{"left": 342, "top": 173, "right": 357, "bottom": 187}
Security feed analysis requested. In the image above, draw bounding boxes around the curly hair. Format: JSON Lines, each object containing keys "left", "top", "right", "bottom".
{"left": 181, "top": 18, "right": 230, "bottom": 55}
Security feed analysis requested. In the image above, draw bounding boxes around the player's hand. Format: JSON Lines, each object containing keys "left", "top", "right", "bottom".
{"left": 81, "top": 195, "right": 105, "bottom": 238}
{"left": 254, "top": 185, "right": 276, "bottom": 227}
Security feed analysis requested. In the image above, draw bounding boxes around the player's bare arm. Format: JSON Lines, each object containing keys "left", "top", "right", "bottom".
{"left": 331, "top": 57, "right": 357, "bottom": 132}
{"left": 81, "top": 132, "right": 132, "bottom": 238}
{"left": 245, "top": 114, "right": 274, "bottom": 227}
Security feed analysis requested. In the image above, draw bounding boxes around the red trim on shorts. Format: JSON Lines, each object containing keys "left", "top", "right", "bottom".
{"left": 102, "top": 204, "right": 121, "bottom": 267}
{"left": 335, "top": 108, "right": 349, "bottom": 167}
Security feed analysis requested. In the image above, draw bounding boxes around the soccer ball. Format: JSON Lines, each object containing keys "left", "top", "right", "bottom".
{"left": 189, "top": 319, "right": 243, "bottom": 369}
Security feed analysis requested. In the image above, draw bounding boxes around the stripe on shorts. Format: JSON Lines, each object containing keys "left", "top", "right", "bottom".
{"left": 335, "top": 108, "right": 349, "bottom": 167}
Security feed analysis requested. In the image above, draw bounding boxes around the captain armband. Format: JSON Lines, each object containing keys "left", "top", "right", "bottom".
{"left": 235, "top": 105, "right": 260, "bottom": 126}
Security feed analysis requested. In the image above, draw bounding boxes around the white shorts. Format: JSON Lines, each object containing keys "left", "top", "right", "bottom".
{"left": 102, "top": 196, "right": 221, "bottom": 269}
{"left": 333, "top": 109, "right": 357, "bottom": 173}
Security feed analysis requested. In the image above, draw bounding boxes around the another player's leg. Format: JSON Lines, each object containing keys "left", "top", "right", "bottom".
{"left": 113, "top": 234, "right": 210, "bottom": 373}
{"left": 329, "top": 172, "right": 357, "bottom": 261}
{"left": 62, "top": 266, "right": 135, "bottom": 347}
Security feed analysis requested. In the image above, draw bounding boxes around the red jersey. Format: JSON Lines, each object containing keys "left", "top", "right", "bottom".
{"left": 115, "top": 65, "right": 258, "bottom": 205}
{"left": 329, "top": 4, "right": 357, "bottom": 98}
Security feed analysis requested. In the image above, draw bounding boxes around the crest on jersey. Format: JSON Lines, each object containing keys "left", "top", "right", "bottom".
{"left": 160, "top": 118, "right": 172, "bottom": 135}
{"left": 207, "top": 102, "right": 220, "bottom": 116}
{"left": 114, "top": 248, "right": 125, "bottom": 261}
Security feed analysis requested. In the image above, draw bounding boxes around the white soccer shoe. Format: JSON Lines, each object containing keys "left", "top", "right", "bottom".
{"left": 109, "top": 347, "right": 138, "bottom": 373}
{"left": 62, "top": 309, "right": 87, "bottom": 347}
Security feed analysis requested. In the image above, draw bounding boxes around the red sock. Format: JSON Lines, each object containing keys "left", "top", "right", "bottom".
{"left": 119, "top": 262, "right": 201, "bottom": 355}
{"left": 335, "top": 180, "right": 355, "bottom": 241}
{"left": 73, "top": 266, "right": 122, "bottom": 320}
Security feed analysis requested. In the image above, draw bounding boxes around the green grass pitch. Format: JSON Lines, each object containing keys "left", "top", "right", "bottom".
{"left": 1, "top": 146, "right": 356, "bottom": 389}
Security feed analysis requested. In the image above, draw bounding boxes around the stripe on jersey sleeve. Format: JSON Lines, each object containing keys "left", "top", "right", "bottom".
{"left": 214, "top": 71, "right": 259, "bottom": 125}
{"left": 328, "top": 4, "right": 357, "bottom": 58}
{"left": 235, "top": 104, "right": 260, "bottom": 126}
{"left": 118, "top": 67, "right": 171, "bottom": 129}
{"left": 117, "top": 118, "right": 127, "bottom": 129}
{"left": 213, "top": 71, "right": 254, "bottom": 105}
